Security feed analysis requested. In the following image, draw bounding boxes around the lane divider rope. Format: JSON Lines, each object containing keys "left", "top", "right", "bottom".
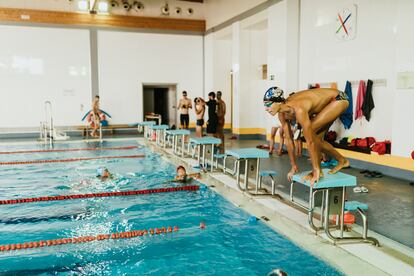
{"left": 0, "top": 226, "right": 180, "bottom": 252}
{"left": 0, "top": 185, "right": 200, "bottom": 205}
{"left": 0, "top": 154, "right": 145, "bottom": 166}
{"left": 0, "top": 145, "right": 139, "bottom": 155}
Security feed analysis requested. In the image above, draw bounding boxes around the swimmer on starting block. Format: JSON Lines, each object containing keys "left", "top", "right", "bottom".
{"left": 173, "top": 165, "right": 201, "bottom": 183}
{"left": 263, "top": 87, "right": 350, "bottom": 185}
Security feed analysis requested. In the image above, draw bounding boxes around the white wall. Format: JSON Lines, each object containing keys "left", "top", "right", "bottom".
{"left": 212, "top": 28, "right": 232, "bottom": 125}
{"left": 97, "top": 31, "right": 203, "bottom": 125}
{"left": 206, "top": 0, "right": 413, "bottom": 157}
{"left": 204, "top": 0, "right": 267, "bottom": 30}
{"left": 299, "top": 0, "right": 414, "bottom": 157}
{"left": 299, "top": 0, "right": 396, "bottom": 144}
{"left": 391, "top": 0, "right": 414, "bottom": 157}
{"left": 242, "top": 27, "right": 268, "bottom": 129}
{"left": 0, "top": 25, "right": 91, "bottom": 129}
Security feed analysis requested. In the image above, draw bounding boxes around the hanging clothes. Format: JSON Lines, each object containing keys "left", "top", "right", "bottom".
{"left": 340, "top": 81, "right": 353, "bottom": 129}
{"left": 362, "top": 79, "right": 375, "bottom": 121}
{"left": 355, "top": 80, "right": 366, "bottom": 120}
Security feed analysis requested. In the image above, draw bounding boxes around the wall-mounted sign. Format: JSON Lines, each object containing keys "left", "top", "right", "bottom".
{"left": 397, "top": 72, "right": 414, "bottom": 89}
{"left": 335, "top": 5, "right": 357, "bottom": 41}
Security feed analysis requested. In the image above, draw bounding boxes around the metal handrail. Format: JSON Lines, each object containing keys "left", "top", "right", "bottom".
{"left": 44, "top": 101, "right": 53, "bottom": 146}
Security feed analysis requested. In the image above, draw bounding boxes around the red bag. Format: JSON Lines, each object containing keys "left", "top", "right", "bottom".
{"left": 325, "top": 131, "right": 337, "bottom": 142}
{"left": 351, "top": 137, "right": 376, "bottom": 148}
{"left": 372, "top": 140, "right": 391, "bottom": 155}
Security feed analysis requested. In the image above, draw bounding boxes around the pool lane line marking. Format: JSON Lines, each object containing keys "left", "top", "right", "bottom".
{"left": 0, "top": 154, "right": 145, "bottom": 166}
{"left": 0, "top": 145, "right": 139, "bottom": 155}
{"left": 0, "top": 226, "right": 180, "bottom": 252}
{"left": 0, "top": 185, "right": 200, "bottom": 205}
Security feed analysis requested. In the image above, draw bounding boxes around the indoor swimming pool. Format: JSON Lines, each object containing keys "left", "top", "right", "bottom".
{"left": 0, "top": 140, "right": 340, "bottom": 275}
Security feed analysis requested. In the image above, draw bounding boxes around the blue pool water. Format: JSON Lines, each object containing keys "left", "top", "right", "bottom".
{"left": 0, "top": 140, "right": 340, "bottom": 275}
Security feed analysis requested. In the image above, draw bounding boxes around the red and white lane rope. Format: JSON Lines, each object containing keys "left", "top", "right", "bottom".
{"left": 0, "top": 145, "right": 139, "bottom": 155}
{"left": 0, "top": 185, "right": 200, "bottom": 205}
{"left": 0, "top": 226, "right": 181, "bottom": 252}
{"left": 0, "top": 154, "right": 145, "bottom": 166}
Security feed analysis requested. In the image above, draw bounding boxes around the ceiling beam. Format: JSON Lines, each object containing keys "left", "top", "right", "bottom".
{"left": 179, "top": 0, "right": 204, "bottom": 3}
{"left": 0, "top": 7, "right": 205, "bottom": 32}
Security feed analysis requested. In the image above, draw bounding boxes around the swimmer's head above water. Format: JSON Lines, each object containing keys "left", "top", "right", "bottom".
{"left": 263, "top": 86, "right": 285, "bottom": 115}
{"left": 174, "top": 165, "right": 201, "bottom": 183}
{"left": 176, "top": 165, "right": 186, "bottom": 176}
{"left": 96, "top": 167, "right": 110, "bottom": 179}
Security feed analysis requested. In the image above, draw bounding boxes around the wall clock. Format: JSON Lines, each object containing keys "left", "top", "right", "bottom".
{"left": 335, "top": 5, "right": 357, "bottom": 41}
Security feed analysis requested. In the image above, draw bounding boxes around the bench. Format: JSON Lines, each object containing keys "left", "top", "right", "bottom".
{"left": 79, "top": 124, "right": 136, "bottom": 136}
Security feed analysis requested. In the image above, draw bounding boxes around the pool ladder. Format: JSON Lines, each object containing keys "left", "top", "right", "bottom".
{"left": 39, "top": 101, "right": 53, "bottom": 146}
{"left": 39, "top": 101, "right": 69, "bottom": 145}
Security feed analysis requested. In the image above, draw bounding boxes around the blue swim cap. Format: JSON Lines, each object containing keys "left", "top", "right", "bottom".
{"left": 96, "top": 167, "right": 106, "bottom": 177}
{"left": 263, "top": 87, "right": 285, "bottom": 103}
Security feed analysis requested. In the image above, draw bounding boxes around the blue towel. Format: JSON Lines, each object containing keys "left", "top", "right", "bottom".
{"left": 340, "top": 81, "right": 353, "bottom": 129}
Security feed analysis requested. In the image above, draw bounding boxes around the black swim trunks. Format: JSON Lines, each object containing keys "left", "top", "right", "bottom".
{"left": 196, "top": 119, "right": 204, "bottom": 126}
{"left": 335, "top": 91, "right": 349, "bottom": 101}
{"left": 180, "top": 114, "right": 189, "bottom": 128}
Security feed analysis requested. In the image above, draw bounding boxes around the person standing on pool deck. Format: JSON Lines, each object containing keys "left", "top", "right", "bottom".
{"left": 91, "top": 95, "right": 100, "bottom": 138}
{"left": 194, "top": 97, "right": 205, "bottom": 137}
{"left": 216, "top": 91, "right": 226, "bottom": 153}
{"left": 177, "top": 91, "right": 192, "bottom": 129}
{"left": 268, "top": 116, "right": 285, "bottom": 156}
{"left": 205, "top": 92, "right": 218, "bottom": 137}
{"left": 263, "top": 87, "right": 350, "bottom": 186}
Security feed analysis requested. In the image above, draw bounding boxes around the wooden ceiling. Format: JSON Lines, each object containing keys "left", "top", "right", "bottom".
{"left": 0, "top": 7, "right": 206, "bottom": 32}
{"left": 179, "top": 0, "right": 204, "bottom": 3}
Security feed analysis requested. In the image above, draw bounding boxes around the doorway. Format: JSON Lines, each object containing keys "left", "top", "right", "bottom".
{"left": 143, "top": 84, "right": 177, "bottom": 127}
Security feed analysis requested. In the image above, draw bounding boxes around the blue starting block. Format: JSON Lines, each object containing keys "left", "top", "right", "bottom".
{"left": 345, "top": 201, "right": 368, "bottom": 211}
{"left": 136, "top": 121, "right": 156, "bottom": 138}
{"left": 213, "top": 153, "right": 226, "bottom": 169}
{"left": 165, "top": 129, "right": 190, "bottom": 157}
{"left": 258, "top": 170, "right": 278, "bottom": 195}
{"left": 188, "top": 137, "right": 221, "bottom": 172}
{"left": 290, "top": 169, "right": 378, "bottom": 246}
{"left": 149, "top": 124, "right": 169, "bottom": 147}
{"left": 223, "top": 148, "right": 270, "bottom": 195}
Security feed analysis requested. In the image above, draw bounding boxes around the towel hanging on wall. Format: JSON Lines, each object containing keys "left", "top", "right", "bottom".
{"left": 362, "top": 79, "right": 375, "bottom": 121}
{"left": 355, "top": 80, "right": 366, "bottom": 120}
{"left": 340, "top": 81, "right": 353, "bottom": 129}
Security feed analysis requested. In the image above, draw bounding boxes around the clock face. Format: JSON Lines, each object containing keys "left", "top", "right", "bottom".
{"left": 335, "top": 5, "right": 357, "bottom": 41}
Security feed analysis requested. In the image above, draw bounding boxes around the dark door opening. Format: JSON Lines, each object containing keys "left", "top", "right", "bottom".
{"left": 143, "top": 85, "right": 177, "bottom": 127}
{"left": 153, "top": 88, "right": 169, "bottom": 125}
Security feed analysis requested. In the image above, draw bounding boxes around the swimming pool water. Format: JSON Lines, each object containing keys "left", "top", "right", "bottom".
{"left": 0, "top": 140, "right": 341, "bottom": 275}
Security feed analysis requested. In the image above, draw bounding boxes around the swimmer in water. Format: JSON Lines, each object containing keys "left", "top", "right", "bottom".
{"left": 173, "top": 165, "right": 201, "bottom": 183}
{"left": 96, "top": 167, "right": 113, "bottom": 181}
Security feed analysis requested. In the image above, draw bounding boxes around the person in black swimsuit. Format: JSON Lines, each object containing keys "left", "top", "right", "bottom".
{"left": 177, "top": 91, "right": 192, "bottom": 129}
{"left": 206, "top": 92, "right": 218, "bottom": 136}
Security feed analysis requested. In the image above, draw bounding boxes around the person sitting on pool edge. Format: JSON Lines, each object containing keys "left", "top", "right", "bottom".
{"left": 96, "top": 167, "right": 113, "bottom": 181}
{"left": 263, "top": 87, "right": 350, "bottom": 185}
{"left": 174, "top": 165, "right": 201, "bottom": 183}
